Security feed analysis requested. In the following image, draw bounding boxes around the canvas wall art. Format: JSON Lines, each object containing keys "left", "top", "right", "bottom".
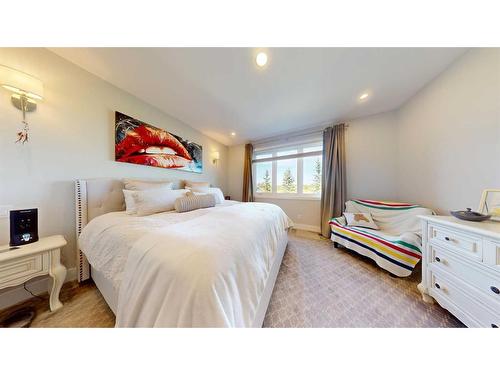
{"left": 115, "top": 111, "right": 203, "bottom": 173}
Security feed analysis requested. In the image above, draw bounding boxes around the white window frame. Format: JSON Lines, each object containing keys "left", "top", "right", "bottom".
{"left": 252, "top": 141, "right": 322, "bottom": 200}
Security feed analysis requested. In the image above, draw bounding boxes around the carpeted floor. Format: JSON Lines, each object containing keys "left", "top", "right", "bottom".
{"left": 1, "top": 230, "right": 464, "bottom": 328}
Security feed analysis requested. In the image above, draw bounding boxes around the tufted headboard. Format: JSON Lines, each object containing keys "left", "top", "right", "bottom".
{"left": 75, "top": 179, "right": 126, "bottom": 281}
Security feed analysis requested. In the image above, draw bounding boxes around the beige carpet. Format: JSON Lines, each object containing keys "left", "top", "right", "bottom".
{"left": 1, "top": 230, "right": 463, "bottom": 328}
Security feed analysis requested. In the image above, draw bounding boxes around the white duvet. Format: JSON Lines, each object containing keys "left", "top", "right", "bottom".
{"left": 78, "top": 201, "right": 292, "bottom": 327}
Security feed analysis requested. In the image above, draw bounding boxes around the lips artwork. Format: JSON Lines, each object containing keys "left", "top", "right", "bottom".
{"left": 115, "top": 112, "right": 202, "bottom": 173}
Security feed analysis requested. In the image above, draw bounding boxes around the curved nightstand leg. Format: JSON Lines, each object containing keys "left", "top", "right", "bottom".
{"left": 417, "top": 282, "right": 434, "bottom": 304}
{"left": 48, "top": 248, "right": 67, "bottom": 311}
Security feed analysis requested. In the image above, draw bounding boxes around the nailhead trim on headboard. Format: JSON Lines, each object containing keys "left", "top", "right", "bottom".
{"left": 75, "top": 180, "right": 90, "bottom": 282}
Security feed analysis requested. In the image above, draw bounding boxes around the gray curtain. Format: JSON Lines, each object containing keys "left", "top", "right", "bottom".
{"left": 320, "top": 124, "right": 346, "bottom": 238}
{"left": 242, "top": 143, "right": 254, "bottom": 202}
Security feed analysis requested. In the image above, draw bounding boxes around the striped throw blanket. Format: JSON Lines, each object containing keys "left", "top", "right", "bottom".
{"left": 329, "top": 199, "right": 434, "bottom": 277}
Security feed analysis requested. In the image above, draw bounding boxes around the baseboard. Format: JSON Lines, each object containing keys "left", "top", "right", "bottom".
{"left": 0, "top": 267, "right": 77, "bottom": 310}
{"left": 292, "top": 224, "right": 321, "bottom": 233}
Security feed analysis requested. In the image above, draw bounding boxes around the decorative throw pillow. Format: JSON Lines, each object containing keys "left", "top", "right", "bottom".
{"left": 184, "top": 181, "right": 210, "bottom": 193}
{"left": 129, "top": 187, "right": 189, "bottom": 216}
{"left": 175, "top": 194, "right": 216, "bottom": 213}
{"left": 123, "top": 179, "right": 173, "bottom": 191}
{"left": 344, "top": 212, "right": 379, "bottom": 230}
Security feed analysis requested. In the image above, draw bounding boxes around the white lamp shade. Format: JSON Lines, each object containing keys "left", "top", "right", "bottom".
{"left": 213, "top": 151, "right": 220, "bottom": 160}
{"left": 0, "top": 65, "right": 44, "bottom": 100}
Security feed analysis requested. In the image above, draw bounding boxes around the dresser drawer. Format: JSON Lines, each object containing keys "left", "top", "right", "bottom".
{"left": 429, "top": 224, "right": 482, "bottom": 261}
{"left": 430, "top": 270, "right": 500, "bottom": 328}
{"left": 0, "top": 253, "right": 48, "bottom": 288}
{"left": 430, "top": 245, "right": 500, "bottom": 303}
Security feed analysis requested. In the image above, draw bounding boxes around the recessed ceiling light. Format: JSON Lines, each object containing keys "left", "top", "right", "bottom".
{"left": 256, "top": 52, "right": 268, "bottom": 67}
{"left": 359, "top": 93, "right": 369, "bottom": 100}
{"left": 230, "top": 132, "right": 236, "bottom": 136}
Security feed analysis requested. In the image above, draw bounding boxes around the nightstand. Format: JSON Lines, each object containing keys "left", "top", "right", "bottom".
{"left": 0, "top": 235, "right": 67, "bottom": 311}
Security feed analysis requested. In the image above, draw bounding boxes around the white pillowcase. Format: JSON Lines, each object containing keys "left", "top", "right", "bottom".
{"left": 123, "top": 189, "right": 140, "bottom": 215}
{"left": 125, "top": 187, "right": 189, "bottom": 216}
{"left": 344, "top": 212, "right": 379, "bottom": 230}
{"left": 187, "top": 187, "right": 225, "bottom": 204}
{"left": 208, "top": 187, "right": 225, "bottom": 204}
{"left": 123, "top": 179, "right": 173, "bottom": 191}
{"left": 185, "top": 181, "right": 210, "bottom": 193}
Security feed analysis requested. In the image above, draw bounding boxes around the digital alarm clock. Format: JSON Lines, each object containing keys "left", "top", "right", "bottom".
{"left": 10, "top": 208, "right": 39, "bottom": 246}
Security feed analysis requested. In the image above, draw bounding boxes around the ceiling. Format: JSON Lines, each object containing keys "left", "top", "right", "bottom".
{"left": 50, "top": 48, "right": 467, "bottom": 146}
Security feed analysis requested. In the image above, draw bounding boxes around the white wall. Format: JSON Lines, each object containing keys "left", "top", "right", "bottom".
{"left": 396, "top": 48, "right": 500, "bottom": 213}
{"left": 346, "top": 111, "right": 398, "bottom": 200}
{"left": 226, "top": 111, "right": 399, "bottom": 230}
{"left": 0, "top": 48, "right": 228, "bottom": 274}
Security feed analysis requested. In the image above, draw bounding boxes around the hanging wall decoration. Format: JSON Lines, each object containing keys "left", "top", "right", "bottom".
{"left": 115, "top": 111, "right": 202, "bottom": 173}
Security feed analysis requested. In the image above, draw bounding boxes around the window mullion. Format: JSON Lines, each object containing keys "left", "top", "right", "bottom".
{"left": 297, "top": 148, "right": 304, "bottom": 195}
{"left": 272, "top": 156, "right": 277, "bottom": 194}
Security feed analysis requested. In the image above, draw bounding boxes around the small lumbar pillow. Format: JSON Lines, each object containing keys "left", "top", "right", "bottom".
{"left": 175, "top": 193, "right": 216, "bottom": 213}
{"left": 184, "top": 181, "right": 210, "bottom": 193}
{"left": 127, "top": 187, "right": 189, "bottom": 216}
{"left": 123, "top": 179, "right": 173, "bottom": 191}
{"left": 344, "top": 212, "right": 379, "bottom": 230}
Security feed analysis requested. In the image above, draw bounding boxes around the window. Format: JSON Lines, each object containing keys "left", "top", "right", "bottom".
{"left": 252, "top": 141, "right": 322, "bottom": 199}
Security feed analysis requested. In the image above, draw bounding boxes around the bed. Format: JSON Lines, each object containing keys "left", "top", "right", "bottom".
{"left": 75, "top": 178, "right": 292, "bottom": 327}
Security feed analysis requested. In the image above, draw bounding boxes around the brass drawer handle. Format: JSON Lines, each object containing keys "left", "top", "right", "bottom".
{"left": 491, "top": 286, "right": 500, "bottom": 295}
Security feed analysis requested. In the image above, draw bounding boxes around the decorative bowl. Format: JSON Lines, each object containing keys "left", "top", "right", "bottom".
{"left": 450, "top": 208, "right": 491, "bottom": 222}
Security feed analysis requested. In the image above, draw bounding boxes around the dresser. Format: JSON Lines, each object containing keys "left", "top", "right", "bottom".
{"left": 418, "top": 216, "right": 500, "bottom": 327}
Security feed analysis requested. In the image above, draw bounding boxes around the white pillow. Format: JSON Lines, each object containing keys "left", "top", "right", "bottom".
{"left": 208, "top": 187, "right": 225, "bottom": 204}
{"left": 185, "top": 181, "right": 210, "bottom": 193}
{"left": 123, "top": 179, "right": 173, "bottom": 191}
{"left": 129, "top": 188, "right": 189, "bottom": 216}
{"left": 123, "top": 189, "right": 139, "bottom": 214}
{"left": 187, "top": 188, "right": 225, "bottom": 204}
{"left": 344, "top": 212, "right": 379, "bottom": 230}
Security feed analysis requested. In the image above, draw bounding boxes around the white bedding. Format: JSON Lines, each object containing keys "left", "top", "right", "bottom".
{"left": 78, "top": 201, "right": 292, "bottom": 327}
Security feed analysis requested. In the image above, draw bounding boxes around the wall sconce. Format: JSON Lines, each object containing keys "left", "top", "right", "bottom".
{"left": 0, "top": 65, "right": 44, "bottom": 144}
{"left": 212, "top": 151, "right": 220, "bottom": 165}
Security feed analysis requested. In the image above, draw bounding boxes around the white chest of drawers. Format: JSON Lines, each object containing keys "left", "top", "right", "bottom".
{"left": 418, "top": 216, "right": 500, "bottom": 328}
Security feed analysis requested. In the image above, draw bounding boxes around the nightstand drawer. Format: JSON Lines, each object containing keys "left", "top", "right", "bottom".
{"left": 0, "top": 253, "right": 48, "bottom": 288}
{"left": 429, "top": 224, "right": 482, "bottom": 261}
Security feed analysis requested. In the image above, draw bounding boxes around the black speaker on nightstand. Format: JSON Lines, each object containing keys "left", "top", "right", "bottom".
{"left": 9, "top": 208, "right": 38, "bottom": 246}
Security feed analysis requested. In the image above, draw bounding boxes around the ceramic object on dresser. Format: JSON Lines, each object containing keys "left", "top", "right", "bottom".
{"left": 0, "top": 235, "right": 67, "bottom": 311}
{"left": 450, "top": 208, "right": 491, "bottom": 222}
{"left": 418, "top": 215, "right": 500, "bottom": 328}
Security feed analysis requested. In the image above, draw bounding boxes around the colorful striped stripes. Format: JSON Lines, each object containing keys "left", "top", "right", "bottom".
{"left": 353, "top": 199, "right": 421, "bottom": 210}
{"left": 330, "top": 223, "right": 420, "bottom": 265}
{"left": 333, "top": 231, "right": 414, "bottom": 271}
